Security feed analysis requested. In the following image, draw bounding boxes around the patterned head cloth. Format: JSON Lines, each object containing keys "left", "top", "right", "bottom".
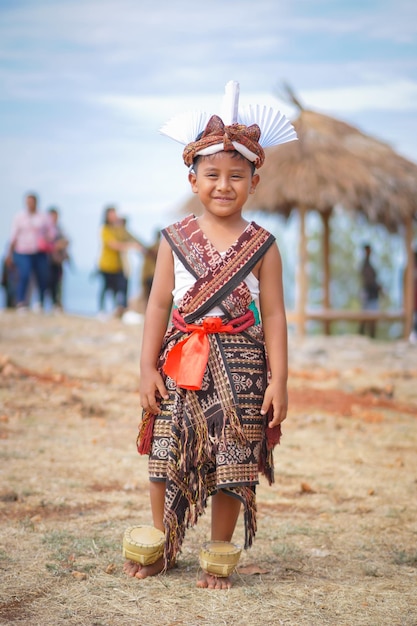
{"left": 183, "top": 115, "right": 265, "bottom": 169}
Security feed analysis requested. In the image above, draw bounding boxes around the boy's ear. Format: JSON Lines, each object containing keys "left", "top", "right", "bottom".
{"left": 188, "top": 171, "right": 198, "bottom": 193}
{"left": 249, "top": 173, "right": 260, "bottom": 194}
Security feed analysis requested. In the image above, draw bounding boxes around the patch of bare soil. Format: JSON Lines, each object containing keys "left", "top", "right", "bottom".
{"left": 0, "top": 311, "right": 416, "bottom": 625}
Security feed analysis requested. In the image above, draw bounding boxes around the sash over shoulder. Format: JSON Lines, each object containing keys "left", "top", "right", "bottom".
{"left": 162, "top": 214, "right": 275, "bottom": 321}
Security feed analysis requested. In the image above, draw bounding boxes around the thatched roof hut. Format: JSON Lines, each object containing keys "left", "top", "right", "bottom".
{"left": 244, "top": 109, "right": 417, "bottom": 231}
{"left": 182, "top": 102, "right": 417, "bottom": 337}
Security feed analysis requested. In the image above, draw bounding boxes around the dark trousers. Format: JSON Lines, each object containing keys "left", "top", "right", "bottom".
{"left": 99, "top": 271, "right": 128, "bottom": 311}
{"left": 48, "top": 262, "right": 63, "bottom": 306}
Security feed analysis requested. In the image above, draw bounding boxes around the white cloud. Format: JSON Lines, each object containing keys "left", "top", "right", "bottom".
{"left": 95, "top": 91, "right": 297, "bottom": 130}
{"left": 303, "top": 79, "right": 417, "bottom": 114}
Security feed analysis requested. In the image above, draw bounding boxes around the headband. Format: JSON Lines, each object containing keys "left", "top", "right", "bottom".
{"left": 183, "top": 114, "right": 265, "bottom": 168}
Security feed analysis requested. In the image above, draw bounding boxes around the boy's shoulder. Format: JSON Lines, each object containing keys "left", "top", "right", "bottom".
{"left": 163, "top": 214, "right": 197, "bottom": 234}
{"left": 249, "top": 220, "right": 272, "bottom": 234}
{"left": 246, "top": 221, "right": 275, "bottom": 243}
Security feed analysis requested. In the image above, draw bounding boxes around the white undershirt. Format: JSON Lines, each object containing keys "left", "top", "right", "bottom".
{"left": 172, "top": 251, "right": 260, "bottom": 316}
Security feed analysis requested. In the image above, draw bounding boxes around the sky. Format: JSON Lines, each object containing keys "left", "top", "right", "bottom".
{"left": 1, "top": 0, "right": 417, "bottom": 275}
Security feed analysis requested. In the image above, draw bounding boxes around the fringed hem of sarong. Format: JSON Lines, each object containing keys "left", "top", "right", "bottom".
{"left": 163, "top": 461, "right": 210, "bottom": 565}
{"left": 258, "top": 438, "right": 275, "bottom": 486}
{"left": 162, "top": 483, "right": 258, "bottom": 566}
{"left": 258, "top": 414, "right": 282, "bottom": 486}
{"left": 228, "top": 485, "right": 257, "bottom": 549}
{"left": 163, "top": 508, "right": 184, "bottom": 571}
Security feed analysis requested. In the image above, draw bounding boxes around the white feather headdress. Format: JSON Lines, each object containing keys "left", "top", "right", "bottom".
{"left": 159, "top": 80, "right": 297, "bottom": 150}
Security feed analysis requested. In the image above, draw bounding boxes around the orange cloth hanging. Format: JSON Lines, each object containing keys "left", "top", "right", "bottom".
{"left": 163, "top": 311, "right": 254, "bottom": 390}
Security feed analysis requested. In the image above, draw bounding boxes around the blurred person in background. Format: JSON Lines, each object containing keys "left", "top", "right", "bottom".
{"left": 116, "top": 216, "right": 146, "bottom": 308}
{"left": 410, "top": 249, "right": 417, "bottom": 344}
{"left": 7, "top": 193, "right": 55, "bottom": 312}
{"left": 46, "top": 207, "right": 70, "bottom": 312}
{"left": 359, "top": 243, "right": 382, "bottom": 338}
{"left": 1, "top": 248, "right": 18, "bottom": 308}
{"left": 97, "top": 206, "right": 143, "bottom": 318}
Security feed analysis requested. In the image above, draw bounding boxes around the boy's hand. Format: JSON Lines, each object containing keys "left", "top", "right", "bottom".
{"left": 139, "top": 369, "right": 169, "bottom": 414}
{"left": 260, "top": 382, "right": 288, "bottom": 428}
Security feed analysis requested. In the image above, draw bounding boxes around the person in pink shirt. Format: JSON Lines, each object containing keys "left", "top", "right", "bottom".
{"left": 7, "top": 193, "right": 55, "bottom": 310}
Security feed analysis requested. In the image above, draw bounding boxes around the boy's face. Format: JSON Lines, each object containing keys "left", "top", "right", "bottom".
{"left": 188, "top": 151, "right": 259, "bottom": 218}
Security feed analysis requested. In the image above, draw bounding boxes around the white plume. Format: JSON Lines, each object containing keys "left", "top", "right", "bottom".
{"left": 220, "top": 80, "right": 239, "bottom": 125}
{"left": 238, "top": 105, "right": 298, "bottom": 147}
{"left": 159, "top": 110, "right": 211, "bottom": 145}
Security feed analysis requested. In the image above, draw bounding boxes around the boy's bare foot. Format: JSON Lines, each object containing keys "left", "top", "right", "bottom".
{"left": 123, "top": 556, "right": 165, "bottom": 579}
{"left": 196, "top": 571, "right": 232, "bottom": 589}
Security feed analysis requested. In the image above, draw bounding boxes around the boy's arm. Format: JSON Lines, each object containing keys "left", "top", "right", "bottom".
{"left": 258, "top": 243, "right": 288, "bottom": 427}
{"left": 139, "top": 237, "right": 174, "bottom": 414}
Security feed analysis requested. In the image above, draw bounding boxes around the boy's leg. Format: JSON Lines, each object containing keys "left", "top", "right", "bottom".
{"left": 124, "top": 480, "right": 167, "bottom": 579}
{"left": 197, "top": 489, "right": 241, "bottom": 590}
{"left": 211, "top": 489, "right": 241, "bottom": 542}
{"left": 149, "top": 480, "right": 166, "bottom": 532}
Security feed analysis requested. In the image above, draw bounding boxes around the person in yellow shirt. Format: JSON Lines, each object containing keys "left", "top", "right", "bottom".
{"left": 98, "top": 207, "right": 143, "bottom": 317}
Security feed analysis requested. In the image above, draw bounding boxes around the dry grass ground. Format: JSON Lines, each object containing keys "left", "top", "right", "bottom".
{"left": 0, "top": 312, "right": 416, "bottom": 626}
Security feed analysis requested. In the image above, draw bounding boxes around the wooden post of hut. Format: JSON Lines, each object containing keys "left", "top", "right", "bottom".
{"left": 321, "top": 208, "right": 332, "bottom": 335}
{"left": 403, "top": 215, "right": 415, "bottom": 338}
{"left": 296, "top": 206, "right": 308, "bottom": 336}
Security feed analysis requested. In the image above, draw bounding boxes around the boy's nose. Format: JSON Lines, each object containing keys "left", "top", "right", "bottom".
{"left": 216, "top": 176, "right": 231, "bottom": 190}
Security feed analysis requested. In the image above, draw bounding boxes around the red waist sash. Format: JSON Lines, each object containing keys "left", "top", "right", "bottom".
{"left": 163, "top": 308, "right": 255, "bottom": 390}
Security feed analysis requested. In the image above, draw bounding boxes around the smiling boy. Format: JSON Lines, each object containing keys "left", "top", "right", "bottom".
{"left": 124, "top": 82, "right": 297, "bottom": 589}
